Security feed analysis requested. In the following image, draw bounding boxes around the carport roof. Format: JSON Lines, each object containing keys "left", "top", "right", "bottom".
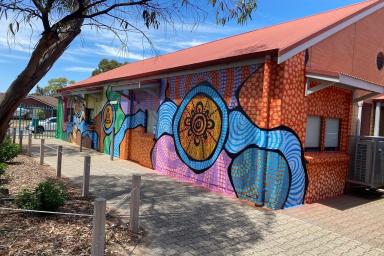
{"left": 60, "top": 0, "right": 384, "bottom": 92}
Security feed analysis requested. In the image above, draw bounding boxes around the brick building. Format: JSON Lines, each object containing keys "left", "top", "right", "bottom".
{"left": 57, "top": 0, "right": 384, "bottom": 209}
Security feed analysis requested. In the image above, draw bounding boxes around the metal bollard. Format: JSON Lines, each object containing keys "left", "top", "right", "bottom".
{"left": 56, "top": 146, "right": 63, "bottom": 178}
{"left": 40, "top": 139, "right": 45, "bottom": 165}
{"left": 80, "top": 136, "right": 83, "bottom": 152}
{"left": 82, "top": 155, "right": 91, "bottom": 197}
{"left": 129, "top": 175, "right": 141, "bottom": 233}
{"left": 91, "top": 198, "right": 106, "bottom": 256}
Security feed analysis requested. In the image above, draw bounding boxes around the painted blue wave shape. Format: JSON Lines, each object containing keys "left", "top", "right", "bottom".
{"left": 155, "top": 101, "right": 177, "bottom": 139}
{"left": 231, "top": 148, "right": 290, "bottom": 210}
{"left": 225, "top": 111, "right": 306, "bottom": 208}
{"left": 113, "top": 111, "right": 147, "bottom": 157}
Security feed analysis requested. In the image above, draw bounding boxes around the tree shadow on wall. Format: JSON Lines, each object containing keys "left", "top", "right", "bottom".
{"left": 71, "top": 173, "right": 277, "bottom": 255}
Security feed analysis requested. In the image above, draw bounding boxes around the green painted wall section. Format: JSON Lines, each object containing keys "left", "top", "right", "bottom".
{"left": 56, "top": 98, "right": 67, "bottom": 140}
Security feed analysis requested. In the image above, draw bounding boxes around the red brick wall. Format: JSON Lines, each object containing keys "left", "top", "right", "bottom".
{"left": 308, "top": 8, "right": 384, "bottom": 85}
{"left": 261, "top": 53, "right": 353, "bottom": 203}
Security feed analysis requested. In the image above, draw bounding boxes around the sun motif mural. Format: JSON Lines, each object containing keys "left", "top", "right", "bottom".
{"left": 172, "top": 85, "right": 229, "bottom": 172}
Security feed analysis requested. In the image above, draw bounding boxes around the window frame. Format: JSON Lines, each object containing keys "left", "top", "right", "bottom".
{"left": 324, "top": 117, "right": 341, "bottom": 152}
{"left": 304, "top": 115, "right": 342, "bottom": 153}
{"left": 304, "top": 115, "right": 322, "bottom": 152}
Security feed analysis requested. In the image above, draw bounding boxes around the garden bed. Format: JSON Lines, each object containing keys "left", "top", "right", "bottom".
{"left": 0, "top": 155, "right": 143, "bottom": 255}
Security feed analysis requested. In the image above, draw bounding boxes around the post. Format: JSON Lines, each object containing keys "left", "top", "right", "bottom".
{"left": 27, "top": 133, "right": 32, "bottom": 156}
{"left": 56, "top": 146, "right": 63, "bottom": 178}
{"left": 12, "top": 127, "right": 16, "bottom": 144}
{"left": 82, "top": 155, "right": 91, "bottom": 197}
{"left": 356, "top": 101, "right": 363, "bottom": 136}
{"left": 110, "top": 131, "right": 114, "bottom": 161}
{"left": 40, "top": 139, "right": 45, "bottom": 165}
{"left": 129, "top": 175, "right": 141, "bottom": 233}
{"left": 374, "top": 101, "right": 381, "bottom": 136}
{"left": 91, "top": 198, "right": 106, "bottom": 256}
{"left": 18, "top": 130, "right": 23, "bottom": 149}
{"left": 79, "top": 136, "right": 83, "bottom": 152}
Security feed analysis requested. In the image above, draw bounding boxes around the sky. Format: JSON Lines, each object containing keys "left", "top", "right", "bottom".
{"left": 0, "top": 0, "right": 364, "bottom": 93}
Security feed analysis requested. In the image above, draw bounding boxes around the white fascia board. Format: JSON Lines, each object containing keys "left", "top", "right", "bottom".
{"left": 306, "top": 74, "right": 340, "bottom": 83}
{"left": 278, "top": 1, "right": 384, "bottom": 64}
{"left": 339, "top": 74, "right": 384, "bottom": 93}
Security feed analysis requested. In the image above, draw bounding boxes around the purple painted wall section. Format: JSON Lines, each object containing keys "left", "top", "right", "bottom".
{"left": 152, "top": 135, "right": 235, "bottom": 195}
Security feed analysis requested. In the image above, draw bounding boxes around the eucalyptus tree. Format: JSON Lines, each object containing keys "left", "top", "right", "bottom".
{"left": 0, "top": 0, "right": 257, "bottom": 141}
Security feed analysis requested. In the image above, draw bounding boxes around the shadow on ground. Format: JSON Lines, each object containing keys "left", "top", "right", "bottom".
{"left": 70, "top": 173, "right": 276, "bottom": 255}
{"left": 318, "top": 187, "right": 384, "bottom": 211}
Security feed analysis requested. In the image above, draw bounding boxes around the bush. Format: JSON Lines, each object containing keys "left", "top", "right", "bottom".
{"left": 15, "top": 188, "right": 38, "bottom": 209}
{"left": 16, "top": 180, "right": 67, "bottom": 211}
{"left": 0, "top": 138, "right": 21, "bottom": 163}
{"left": 0, "top": 162, "right": 7, "bottom": 177}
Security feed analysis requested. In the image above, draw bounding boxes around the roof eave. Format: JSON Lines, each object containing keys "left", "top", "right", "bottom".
{"left": 60, "top": 49, "right": 277, "bottom": 93}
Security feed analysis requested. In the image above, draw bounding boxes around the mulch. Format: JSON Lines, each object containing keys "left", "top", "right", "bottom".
{"left": 0, "top": 155, "right": 144, "bottom": 256}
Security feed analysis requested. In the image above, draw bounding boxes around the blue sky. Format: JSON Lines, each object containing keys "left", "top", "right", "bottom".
{"left": 0, "top": 0, "right": 362, "bottom": 93}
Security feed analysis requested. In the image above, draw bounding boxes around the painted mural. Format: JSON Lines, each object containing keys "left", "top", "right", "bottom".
{"left": 57, "top": 64, "right": 307, "bottom": 210}
{"left": 152, "top": 66, "right": 307, "bottom": 209}
{"left": 57, "top": 87, "right": 152, "bottom": 158}
{"left": 56, "top": 96, "right": 99, "bottom": 149}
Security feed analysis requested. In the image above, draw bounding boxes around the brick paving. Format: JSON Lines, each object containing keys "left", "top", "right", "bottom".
{"left": 27, "top": 138, "right": 384, "bottom": 256}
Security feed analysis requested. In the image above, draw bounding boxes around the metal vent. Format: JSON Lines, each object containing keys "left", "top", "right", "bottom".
{"left": 355, "top": 143, "right": 368, "bottom": 182}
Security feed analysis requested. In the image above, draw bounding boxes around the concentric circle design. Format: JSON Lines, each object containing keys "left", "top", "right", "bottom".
{"left": 102, "top": 104, "right": 115, "bottom": 134}
{"left": 173, "top": 83, "right": 228, "bottom": 172}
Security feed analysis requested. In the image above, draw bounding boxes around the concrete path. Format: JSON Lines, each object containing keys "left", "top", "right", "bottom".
{"left": 26, "top": 138, "right": 384, "bottom": 256}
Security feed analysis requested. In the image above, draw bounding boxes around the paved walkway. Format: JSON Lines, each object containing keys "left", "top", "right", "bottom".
{"left": 26, "top": 138, "right": 384, "bottom": 256}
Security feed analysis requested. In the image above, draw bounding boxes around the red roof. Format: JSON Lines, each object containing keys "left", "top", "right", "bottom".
{"left": 62, "top": 0, "right": 383, "bottom": 91}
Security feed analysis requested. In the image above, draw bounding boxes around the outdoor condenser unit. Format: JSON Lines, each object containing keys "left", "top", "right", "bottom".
{"left": 349, "top": 136, "right": 384, "bottom": 188}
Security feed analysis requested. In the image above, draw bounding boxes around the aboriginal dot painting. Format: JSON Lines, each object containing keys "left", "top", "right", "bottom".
{"left": 152, "top": 65, "right": 307, "bottom": 210}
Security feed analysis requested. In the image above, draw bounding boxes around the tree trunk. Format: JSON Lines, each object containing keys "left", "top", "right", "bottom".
{"left": 0, "top": 19, "right": 83, "bottom": 143}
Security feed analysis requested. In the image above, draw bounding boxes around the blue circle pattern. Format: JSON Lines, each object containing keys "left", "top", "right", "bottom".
{"left": 172, "top": 84, "right": 229, "bottom": 171}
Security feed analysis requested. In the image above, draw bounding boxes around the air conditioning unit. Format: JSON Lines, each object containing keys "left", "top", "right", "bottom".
{"left": 349, "top": 136, "right": 384, "bottom": 188}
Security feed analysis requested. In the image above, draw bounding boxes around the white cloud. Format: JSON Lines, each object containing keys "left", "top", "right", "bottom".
{"left": 94, "top": 43, "right": 147, "bottom": 60}
{"left": 64, "top": 66, "right": 94, "bottom": 73}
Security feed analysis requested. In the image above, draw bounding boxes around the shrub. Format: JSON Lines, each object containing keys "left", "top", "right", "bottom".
{"left": 15, "top": 188, "right": 38, "bottom": 209}
{"left": 0, "top": 162, "right": 7, "bottom": 177}
{"left": 16, "top": 180, "right": 67, "bottom": 211}
{"left": 0, "top": 138, "right": 21, "bottom": 163}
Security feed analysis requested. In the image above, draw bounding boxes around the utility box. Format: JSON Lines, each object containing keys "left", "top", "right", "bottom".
{"left": 349, "top": 136, "right": 384, "bottom": 188}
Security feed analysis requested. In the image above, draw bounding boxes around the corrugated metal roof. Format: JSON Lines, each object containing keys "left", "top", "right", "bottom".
{"left": 61, "top": 0, "right": 382, "bottom": 91}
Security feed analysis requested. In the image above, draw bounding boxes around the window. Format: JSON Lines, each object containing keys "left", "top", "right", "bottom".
{"left": 146, "top": 109, "right": 158, "bottom": 135}
{"left": 377, "top": 52, "right": 384, "bottom": 70}
{"left": 305, "top": 116, "right": 321, "bottom": 151}
{"left": 324, "top": 118, "right": 340, "bottom": 151}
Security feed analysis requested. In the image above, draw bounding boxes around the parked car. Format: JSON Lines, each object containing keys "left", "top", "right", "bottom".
{"left": 28, "top": 117, "right": 57, "bottom": 133}
{"left": 13, "top": 107, "right": 29, "bottom": 118}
